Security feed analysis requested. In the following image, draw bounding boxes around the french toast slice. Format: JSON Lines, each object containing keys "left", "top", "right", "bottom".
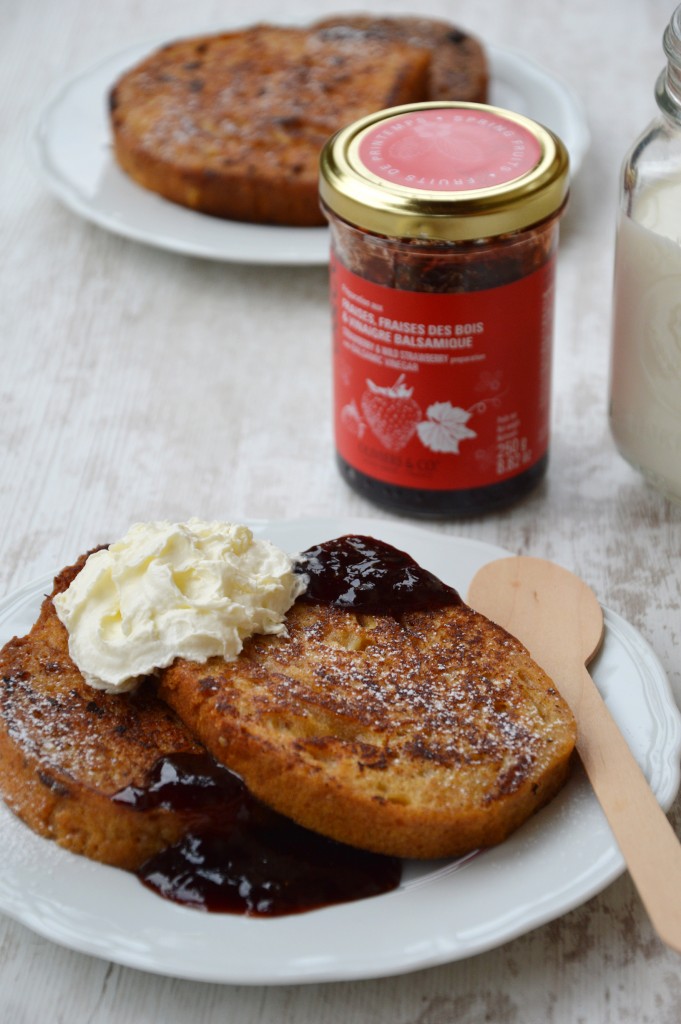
{"left": 0, "top": 556, "right": 205, "bottom": 869}
{"left": 312, "top": 15, "right": 489, "bottom": 104}
{"left": 0, "top": 537, "right": 577, "bottom": 869}
{"left": 159, "top": 596, "right": 577, "bottom": 860}
{"left": 109, "top": 23, "right": 432, "bottom": 226}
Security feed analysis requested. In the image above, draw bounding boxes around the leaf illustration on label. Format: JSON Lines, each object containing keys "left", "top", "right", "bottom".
{"left": 361, "top": 375, "right": 422, "bottom": 452}
{"left": 417, "top": 402, "right": 477, "bottom": 454}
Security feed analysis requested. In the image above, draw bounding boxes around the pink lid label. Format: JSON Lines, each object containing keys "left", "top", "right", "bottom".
{"left": 357, "top": 107, "right": 542, "bottom": 192}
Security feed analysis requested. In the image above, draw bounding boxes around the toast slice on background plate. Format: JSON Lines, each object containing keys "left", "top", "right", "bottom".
{"left": 312, "top": 15, "right": 488, "bottom": 104}
{"left": 109, "top": 15, "right": 488, "bottom": 226}
{"left": 110, "top": 23, "right": 432, "bottom": 226}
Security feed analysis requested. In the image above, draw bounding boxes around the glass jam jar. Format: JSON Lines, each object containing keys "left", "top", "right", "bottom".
{"left": 319, "top": 102, "right": 569, "bottom": 518}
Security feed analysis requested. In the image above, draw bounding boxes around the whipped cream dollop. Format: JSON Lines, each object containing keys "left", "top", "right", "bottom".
{"left": 53, "top": 519, "right": 307, "bottom": 693}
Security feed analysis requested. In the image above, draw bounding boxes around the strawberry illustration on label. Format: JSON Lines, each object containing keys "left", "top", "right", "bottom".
{"left": 361, "top": 375, "right": 422, "bottom": 452}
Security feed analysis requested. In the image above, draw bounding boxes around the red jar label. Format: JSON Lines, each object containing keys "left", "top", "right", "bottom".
{"left": 331, "top": 253, "right": 555, "bottom": 492}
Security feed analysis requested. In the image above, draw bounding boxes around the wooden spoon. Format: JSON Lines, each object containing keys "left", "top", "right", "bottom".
{"left": 467, "top": 555, "right": 681, "bottom": 953}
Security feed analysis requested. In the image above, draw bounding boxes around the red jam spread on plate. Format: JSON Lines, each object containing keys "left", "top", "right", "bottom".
{"left": 113, "top": 535, "right": 458, "bottom": 916}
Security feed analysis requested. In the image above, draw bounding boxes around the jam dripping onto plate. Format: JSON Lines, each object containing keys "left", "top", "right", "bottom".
{"left": 113, "top": 535, "right": 458, "bottom": 916}
{"left": 114, "top": 752, "right": 401, "bottom": 917}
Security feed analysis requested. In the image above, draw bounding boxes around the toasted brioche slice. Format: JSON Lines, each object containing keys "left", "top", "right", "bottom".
{"left": 313, "top": 15, "right": 489, "bottom": 104}
{"left": 0, "top": 556, "right": 204, "bottom": 869}
{"left": 109, "top": 23, "right": 431, "bottom": 226}
{"left": 159, "top": 599, "right": 576, "bottom": 860}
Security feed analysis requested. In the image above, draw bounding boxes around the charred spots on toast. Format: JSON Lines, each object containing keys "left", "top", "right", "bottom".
{"left": 486, "top": 753, "right": 535, "bottom": 800}
{"left": 355, "top": 742, "right": 389, "bottom": 771}
{"left": 273, "top": 114, "right": 304, "bottom": 130}
{"left": 198, "top": 676, "right": 221, "bottom": 694}
{"left": 327, "top": 53, "right": 349, "bottom": 69}
{"left": 85, "top": 700, "right": 107, "bottom": 718}
{"left": 3, "top": 679, "right": 81, "bottom": 756}
{"left": 36, "top": 769, "right": 71, "bottom": 797}
{"left": 403, "top": 737, "right": 454, "bottom": 766}
{"left": 215, "top": 696, "right": 239, "bottom": 719}
{"left": 1, "top": 669, "right": 30, "bottom": 691}
{"left": 296, "top": 733, "right": 388, "bottom": 771}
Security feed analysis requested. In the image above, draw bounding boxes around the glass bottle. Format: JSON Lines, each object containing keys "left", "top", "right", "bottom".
{"left": 609, "top": 4, "right": 681, "bottom": 502}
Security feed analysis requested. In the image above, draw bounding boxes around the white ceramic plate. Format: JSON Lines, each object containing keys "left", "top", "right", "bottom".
{"left": 0, "top": 517, "right": 678, "bottom": 985}
{"left": 31, "top": 35, "right": 590, "bottom": 265}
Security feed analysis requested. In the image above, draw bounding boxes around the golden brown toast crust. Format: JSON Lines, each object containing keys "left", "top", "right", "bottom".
{"left": 0, "top": 556, "right": 204, "bottom": 869}
{"left": 110, "top": 23, "right": 431, "bottom": 226}
{"left": 312, "top": 15, "right": 488, "bottom": 104}
{"left": 159, "top": 600, "right": 576, "bottom": 860}
{"left": 109, "top": 17, "right": 488, "bottom": 226}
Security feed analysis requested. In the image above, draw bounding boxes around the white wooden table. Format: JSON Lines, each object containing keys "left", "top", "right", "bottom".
{"left": 3, "top": 0, "right": 681, "bottom": 1019}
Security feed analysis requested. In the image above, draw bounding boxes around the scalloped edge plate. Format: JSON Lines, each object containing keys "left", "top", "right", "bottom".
{"left": 0, "top": 518, "right": 677, "bottom": 985}
{"left": 30, "top": 33, "right": 590, "bottom": 265}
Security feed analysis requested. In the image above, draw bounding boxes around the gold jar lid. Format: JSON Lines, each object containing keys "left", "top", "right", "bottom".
{"left": 319, "top": 102, "right": 569, "bottom": 241}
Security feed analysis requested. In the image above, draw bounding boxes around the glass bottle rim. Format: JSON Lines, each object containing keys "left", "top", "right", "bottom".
{"left": 658, "top": 5, "right": 681, "bottom": 116}
{"left": 664, "top": 4, "right": 681, "bottom": 64}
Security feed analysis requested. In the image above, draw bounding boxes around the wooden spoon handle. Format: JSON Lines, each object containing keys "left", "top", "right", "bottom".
{"left": 573, "top": 663, "right": 681, "bottom": 952}
{"left": 467, "top": 555, "right": 681, "bottom": 950}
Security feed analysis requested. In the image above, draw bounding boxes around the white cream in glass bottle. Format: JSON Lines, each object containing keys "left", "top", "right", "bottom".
{"left": 609, "top": 5, "right": 681, "bottom": 501}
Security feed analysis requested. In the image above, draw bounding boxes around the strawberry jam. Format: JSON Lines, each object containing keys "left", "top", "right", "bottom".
{"left": 111, "top": 536, "right": 459, "bottom": 915}
{"left": 297, "top": 534, "right": 462, "bottom": 613}
{"left": 114, "top": 752, "right": 401, "bottom": 916}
